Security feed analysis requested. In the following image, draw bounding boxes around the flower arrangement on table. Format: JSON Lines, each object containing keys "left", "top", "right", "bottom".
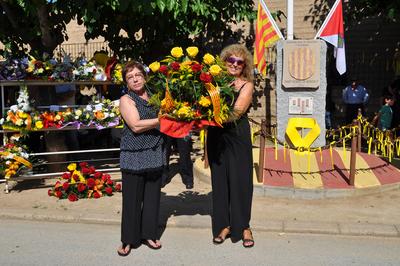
{"left": 147, "top": 46, "right": 235, "bottom": 138}
{"left": 48, "top": 162, "right": 121, "bottom": 201}
{"left": 0, "top": 134, "right": 32, "bottom": 180}
{"left": 84, "top": 98, "right": 121, "bottom": 129}
{"left": 0, "top": 57, "right": 28, "bottom": 80}
{"left": 25, "top": 53, "right": 56, "bottom": 80}
{"left": 49, "top": 55, "right": 74, "bottom": 81}
{"left": 0, "top": 85, "right": 34, "bottom": 132}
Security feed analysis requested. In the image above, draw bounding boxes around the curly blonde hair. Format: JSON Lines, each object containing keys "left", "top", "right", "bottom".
{"left": 220, "top": 44, "right": 254, "bottom": 81}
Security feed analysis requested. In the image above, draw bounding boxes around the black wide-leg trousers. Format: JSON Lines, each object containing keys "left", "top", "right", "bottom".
{"left": 162, "top": 136, "right": 193, "bottom": 185}
{"left": 207, "top": 117, "right": 253, "bottom": 242}
{"left": 121, "top": 170, "right": 162, "bottom": 247}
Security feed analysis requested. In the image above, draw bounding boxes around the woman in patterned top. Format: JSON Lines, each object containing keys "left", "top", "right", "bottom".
{"left": 117, "top": 61, "right": 166, "bottom": 256}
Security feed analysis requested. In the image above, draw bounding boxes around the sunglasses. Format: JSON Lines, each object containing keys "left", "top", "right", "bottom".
{"left": 225, "top": 57, "right": 245, "bottom": 66}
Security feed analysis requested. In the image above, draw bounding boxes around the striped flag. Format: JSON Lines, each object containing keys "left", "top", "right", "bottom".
{"left": 315, "top": 0, "right": 346, "bottom": 75}
{"left": 254, "top": 0, "right": 284, "bottom": 77}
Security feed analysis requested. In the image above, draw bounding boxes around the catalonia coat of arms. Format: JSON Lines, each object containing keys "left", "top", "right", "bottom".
{"left": 288, "top": 47, "right": 315, "bottom": 80}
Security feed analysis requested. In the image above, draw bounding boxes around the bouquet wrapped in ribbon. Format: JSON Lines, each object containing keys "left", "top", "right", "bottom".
{"left": 147, "top": 47, "right": 235, "bottom": 138}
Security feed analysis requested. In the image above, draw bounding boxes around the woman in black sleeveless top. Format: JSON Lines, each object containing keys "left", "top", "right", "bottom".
{"left": 117, "top": 61, "right": 166, "bottom": 256}
{"left": 207, "top": 44, "right": 255, "bottom": 248}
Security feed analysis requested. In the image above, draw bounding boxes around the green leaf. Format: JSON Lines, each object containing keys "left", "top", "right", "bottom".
{"left": 156, "top": 0, "right": 166, "bottom": 13}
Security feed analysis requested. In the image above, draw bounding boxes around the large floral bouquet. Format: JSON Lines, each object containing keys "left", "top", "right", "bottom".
{"left": 48, "top": 162, "right": 121, "bottom": 201}
{"left": 0, "top": 135, "right": 32, "bottom": 180}
{"left": 147, "top": 46, "right": 235, "bottom": 137}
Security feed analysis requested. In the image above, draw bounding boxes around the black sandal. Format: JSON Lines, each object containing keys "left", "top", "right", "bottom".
{"left": 142, "top": 239, "right": 162, "bottom": 250}
{"left": 213, "top": 227, "right": 231, "bottom": 245}
{"left": 117, "top": 243, "right": 131, "bottom": 256}
{"left": 242, "top": 229, "right": 254, "bottom": 248}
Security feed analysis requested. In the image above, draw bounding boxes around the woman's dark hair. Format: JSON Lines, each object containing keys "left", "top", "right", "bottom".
{"left": 122, "top": 60, "right": 146, "bottom": 83}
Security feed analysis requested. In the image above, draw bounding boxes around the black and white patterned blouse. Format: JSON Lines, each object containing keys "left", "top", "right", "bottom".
{"left": 120, "top": 90, "right": 166, "bottom": 173}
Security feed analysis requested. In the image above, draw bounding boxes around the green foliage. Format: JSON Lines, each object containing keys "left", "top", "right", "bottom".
{"left": 0, "top": 0, "right": 77, "bottom": 56}
{"left": 0, "top": 0, "right": 255, "bottom": 60}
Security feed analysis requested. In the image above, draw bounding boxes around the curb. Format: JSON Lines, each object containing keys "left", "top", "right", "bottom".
{"left": 1, "top": 211, "right": 399, "bottom": 238}
{"left": 193, "top": 158, "right": 400, "bottom": 199}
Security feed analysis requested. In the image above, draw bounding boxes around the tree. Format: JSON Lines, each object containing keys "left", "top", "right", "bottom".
{"left": 75, "top": 0, "right": 255, "bottom": 62}
{"left": 0, "top": 0, "right": 77, "bottom": 57}
{"left": 0, "top": 0, "right": 255, "bottom": 60}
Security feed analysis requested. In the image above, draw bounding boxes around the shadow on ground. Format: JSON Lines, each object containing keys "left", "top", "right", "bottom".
{"left": 158, "top": 190, "right": 212, "bottom": 237}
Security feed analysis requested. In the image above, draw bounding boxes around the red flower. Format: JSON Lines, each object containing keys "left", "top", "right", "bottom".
{"left": 62, "top": 172, "right": 70, "bottom": 180}
{"left": 62, "top": 182, "right": 69, "bottom": 191}
{"left": 68, "top": 193, "right": 78, "bottom": 202}
{"left": 89, "top": 166, "right": 96, "bottom": 174}
{"left": 93, "top": 191, "right": 101, "bottom": 199}
{"left": 81, "top": 167, "right": 91, "bottom": 175}
{"left": 103, "top": 174, "right": 111, "bottom": 180}
{"left": 115, "top": 183, "right": 122, "bottom": 191}
{"left": 159, "top": 65, "right": 169, "bottom": 75}
{"left": 94, "top": 172, "right": 103, "bottom": 179}
{"left": 47, "top": 189, "right": 53, "bottom": 196}
{"left": 72, "top": 174, "right": 80, "bottom": 182}
{"left": 55, "top": 190, "right": 63, "bottom": 198}
{"left": 191, "top": 63, "right": 202, "bottom": 73}
{"left": 105, "top": 187, "right": 113, "bottom": 195}
{"left": 79, "top": 162, "right": 88, "bottom": 168}
{"left": 170, "top": 61, "right": 180, "bottom": 71}
{"left": 87, "top": 178, "right": 95, "bottom": 189}
{"left": 107, "top": 179, "right": 114, "bottom": 186}
{"left": 199, "top": 72, "right": 212, "bottom": 83}
{"left": 77, "top": 183, "right": 86, "bottom": 192}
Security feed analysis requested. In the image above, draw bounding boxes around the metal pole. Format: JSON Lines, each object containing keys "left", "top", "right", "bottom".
{"left": 287, "top": 0, "right": 294, "bottom": 40}
{"left": 349, "top": 120, "right": 357, "bottom": 186}
{"left": 257, "top": 119, "right": 266, "bottom": 183}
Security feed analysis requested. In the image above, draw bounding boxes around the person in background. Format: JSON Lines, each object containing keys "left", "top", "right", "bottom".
{"left": 342, "top": 78, "right": 369, "bottom": 124}
{"left": 117, "top": 61, "right": 166, "bottom": 256}
{"left": 373, "top": 95, "right": 394, "bottom": 131}
{"left": 207, "top": 44, "right": 254, "bottom": 248}
{"left": 161, "top": 135, "right": 194, "bottom": 189}
{"left": 325, "top": 88, "right": 334, "bottom": 129}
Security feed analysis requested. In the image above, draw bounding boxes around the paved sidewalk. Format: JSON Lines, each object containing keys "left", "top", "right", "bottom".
{"left": 1, "top": 162, "right": 400, "bottom": 238}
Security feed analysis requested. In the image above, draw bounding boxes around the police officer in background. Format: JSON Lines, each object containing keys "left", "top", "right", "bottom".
{"left": 342, "top": 77, "right": 369, "bottom": 124}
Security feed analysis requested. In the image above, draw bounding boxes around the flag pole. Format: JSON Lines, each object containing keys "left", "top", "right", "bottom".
{"left": 287, "top": 0, "right": 293, "bottom": 40}
{"left": 259, "top": 0, "right": 284, "bottom": 39}
{"left": 314, "top": 0, "right": 341, "bottom": 39}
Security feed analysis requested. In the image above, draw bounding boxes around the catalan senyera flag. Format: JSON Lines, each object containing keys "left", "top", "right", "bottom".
{"left": 315, "top": 0, "right": 346, "bottom": 75}
{"left": 254, "top": 0, "right": 284, "bottom": 77}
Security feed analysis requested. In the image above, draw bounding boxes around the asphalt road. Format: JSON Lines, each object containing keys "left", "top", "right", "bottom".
{"left": 1, "top": 219, "right": 399, "bottom": 265}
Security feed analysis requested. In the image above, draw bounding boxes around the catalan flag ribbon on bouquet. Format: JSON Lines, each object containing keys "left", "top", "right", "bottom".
{"left": 254, "top": 0, "right": 284, "bottom": 77}
{"left": 315, "top": 0, "right": 346, "bottom": 75}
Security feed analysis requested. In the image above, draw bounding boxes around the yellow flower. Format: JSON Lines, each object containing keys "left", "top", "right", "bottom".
{"left": 149, "top": 61, "right": 161, "bottom": 72}
{"left": 67, "top": 163, "right": 77, "bottom": 171}
{"left": 35, "top": 121, "right": 43, "bottom": 129}
{"left": 209, "top": 65, "right": 222, "bottom": 76}
{"left": 18, "top": 111, "right": 28, "bottom": 119}
{"left": 199, "top": 96, "right": 212, "bottom": 107}
{"left": 176, "top": 105, "right": 192, "bottom": 119}
{"left": 75, "top": 109, "right": 82, "bottom": 116}
{"left": 171, "top": 47, "right": 184, "bottom": 58}
{"left": 15, "top": 119, "right": 23, "bottom": 126}
{"left": 55, "top": 114, "right": 61, "bottom": 121}
{"left": 180, "top": 60, "right": 192, "bottom": 71}
{"left": 203, "top": 53, "right": 215, "bottom": 65}
{"left": 186, "top": 46, "right": 199, "bottom": 58}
